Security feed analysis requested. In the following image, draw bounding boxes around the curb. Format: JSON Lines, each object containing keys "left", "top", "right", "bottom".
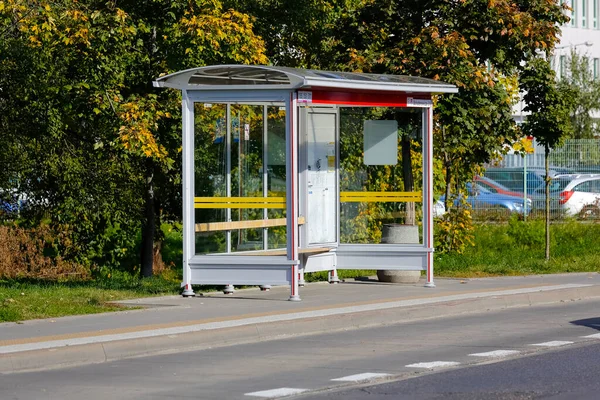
{"left": 2, "top": 284, "right": 600, "bottom": 374}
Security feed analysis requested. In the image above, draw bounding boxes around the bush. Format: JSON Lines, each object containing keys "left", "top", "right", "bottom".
{"left": 0, "top": 224, "right": 89, "bottom": 280}
{"left": 435, "top": 220, "right": 600, "bottom": 277}
{"left": 434, "top": 199, "right": 475, "bottom": 254}
{"left": 506, "top": 214, "right": 545, "bottom": 247}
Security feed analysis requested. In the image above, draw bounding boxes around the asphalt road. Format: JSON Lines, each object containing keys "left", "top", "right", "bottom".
{"left": 2, "top": 299, "right": 600, "bottom": 400}
{"left": 299, "top": 342, "right": 600, "bottom": 400}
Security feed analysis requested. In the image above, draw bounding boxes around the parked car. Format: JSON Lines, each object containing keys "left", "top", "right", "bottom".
{"left": 432, "top": 199, "right": 446, "bottom": 218}
{"left": 474, "top": 175, "right": 527, "bottom": 198}
{"left": 536, "top": 174, "right": 600, "bottom": 218}
{"left": 441, "top": 183, "right": 531, "bottom": 214}
{"left": 482, "top": 167, "right": 572, "bottom": 194}
{"left": 0, "top": 195, "right": 26, "bottom": 217}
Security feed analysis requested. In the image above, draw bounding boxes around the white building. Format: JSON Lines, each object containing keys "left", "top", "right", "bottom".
{"left": 555, "top": 0, "right": 600, "bottom": 78}
{"left": 514, "top": 1, "right": 600, "bottom": 126}
{"left": 507, "top": 1, "right": 600, "bottom": 167}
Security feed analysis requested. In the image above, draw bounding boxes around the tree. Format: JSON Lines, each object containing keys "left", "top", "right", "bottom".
{"left": 331, "top": 0, "right": 567, "bottom": 203}
{"left": 224, "top": 0, "right": 360, "bottom": 69}
{"left": 234, "top": 0, "right": 568, "bottom": 199}
{"left": 0, "top": 0, "right": 147, "bottom": 267}
{"left": 226, "top": 0, "right": 569, "bottom": 254}
{"left": 116, "top": 0, "right": 268, "bottom": 277}
{"left": 520, "top": 56, "right": 574, "bottom": 260}
{"left": 558, "top": 50, "right": 600, "bottom": 138}
{"left": 0, "top": 0, "right": 268, "bottom": 276}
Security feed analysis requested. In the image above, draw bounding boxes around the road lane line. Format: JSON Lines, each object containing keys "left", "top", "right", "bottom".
{"left": 530, "top": 341, "right": 573, "bottom": 347}
{"left": 245, "top": 388, "right": 308, "bottom": 398}
{"left": 405, "top": 361, "right": 460, "bottom": 369}
{"left": 469, "top": 350, "right": 521, "bottom": 358}
{"left": 583, "top": 333, "right": 600, "bottom": 339}
{"left": 331, "top": 373, "right": 391, "bottom": 382}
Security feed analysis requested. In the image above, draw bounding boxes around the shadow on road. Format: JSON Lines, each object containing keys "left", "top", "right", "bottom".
{"left": 570, "top": 317, "right": 600, "bottom": 331}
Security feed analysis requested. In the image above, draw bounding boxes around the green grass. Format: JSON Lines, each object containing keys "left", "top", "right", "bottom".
{"left": 0, "top": 275, "right": 181, "bottom": 323}
{"left": 435, "top": 220, "right": 600, "bottom": 277}
{"left": 304, "top": 269, "right": 376, "bottom": 282}
{"left": 3, "top": 220, "right": 599, "bottom": 323}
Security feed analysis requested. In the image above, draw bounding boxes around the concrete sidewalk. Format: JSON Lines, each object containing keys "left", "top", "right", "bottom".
{"left": 1, "top": 273, "right": 600, "bottom": 374}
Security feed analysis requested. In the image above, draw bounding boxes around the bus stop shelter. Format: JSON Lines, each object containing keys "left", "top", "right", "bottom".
{"left": 154, "top": 65, "right": 457, "bottom": 301}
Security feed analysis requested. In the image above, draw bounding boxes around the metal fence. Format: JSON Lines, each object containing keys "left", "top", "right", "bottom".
{"left": 473, "top": 139, "right": 600, "bottom": 220}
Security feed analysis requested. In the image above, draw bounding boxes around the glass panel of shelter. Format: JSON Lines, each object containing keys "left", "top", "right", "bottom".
{"left": 194, "top": 103, "right": 227, "bottom": 255}
{"left": 193, "top": 101, "right": 426, "bottom": 256}
{"left": 229, "top": 104, "right": 264, "bottom": 252}
{"left": 193, "top": 103, "right": 287, "bottom": 255}
{"left": 339, "top": 107, "right": 424, "bottom": 245}
{"left": 266, "top": 106, "right": 287, "bottom": 250}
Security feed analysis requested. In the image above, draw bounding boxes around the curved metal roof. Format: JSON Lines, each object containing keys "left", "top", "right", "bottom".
{"left": 153, "top": 65, "right": 458, "bottom": 94}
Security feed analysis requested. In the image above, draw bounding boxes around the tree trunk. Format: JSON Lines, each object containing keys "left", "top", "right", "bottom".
{"left": 141, "top": 168, "right": 155, "bottom": 278}
{"left": 545, "top": 145, "right": 550, "bottom": 261}
{"left": 401, "top": 134, "right": 415, "bottom": 225}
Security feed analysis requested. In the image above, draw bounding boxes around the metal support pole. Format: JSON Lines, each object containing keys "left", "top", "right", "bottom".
{"left": 260, "top": 105, "right": 271, "bottom": 292}
{"left": 286, "top": 92, "right": 301, "bottom": 301}
{"left": 263, "top": 105, "right": 269, "bottom": 250}
{"left": 224, "top": 104, "right": 235, "bottom": 294}
{"left": 226, "top": 104, "right": 232, "bottom": 253}
{"left": 181, "top": 91, "right": 195, "bottom": 297}
{"left": 424, "top": 107, "right": 435, "bottom": 288}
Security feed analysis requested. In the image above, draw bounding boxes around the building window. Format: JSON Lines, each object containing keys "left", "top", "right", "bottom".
{"left": 572, "top": 0, "right": 577, "bottom": 27}
{"left": 560, "top": 55, "right": 567, "bottom": 78}
{"left": 594, "top": 58, "right": 599, "bottom": 79}
{"left": 583, "top": 0, "right": 587, "bottom": 27}
{"left": 594, "top": 0, "right": 598, "bottom": 28}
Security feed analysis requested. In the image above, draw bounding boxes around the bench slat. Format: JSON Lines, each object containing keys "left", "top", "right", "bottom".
{"left": 230, "top": 246, "right": 333, "bottom": 256}
{"left": 196, "top": 216, "right": 305, "bottom": 233}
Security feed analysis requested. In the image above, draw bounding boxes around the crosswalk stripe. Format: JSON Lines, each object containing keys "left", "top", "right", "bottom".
{"left": 331, "top": 373, "right": 391, "bottom": 382}
{"left": 583, "top": 333, "right": 600, "bottom": 339}
{"left": 405, "top": 361, "right": 460, "bottom": 369}
{"left": 530, "top": 341, "right": 573, "bottom": 347}
{"left": 245, "top": 388, "right": 308, "bottom": 398}
{"left": 469, "top": 350, "right": 521, "bottom": 358}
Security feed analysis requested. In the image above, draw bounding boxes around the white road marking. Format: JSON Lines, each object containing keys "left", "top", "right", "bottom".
{"left": 583, "top": 333, "right": 600, "bottom": 339}
{"left": 530, "top": 341, "right": 573, "bottom": 347}
{"left": 331, "top": 373, "right": 391, "bottom": 382}
{"left": 245, "top": 388, "right": 308, "bottom": 398}
{"left": 469, "top": 350, "right": 520, "bottom": 358}
{"left": 405, "top": 361, "right": 460, "bottom": 369}
{"left": 0, "top": 283, "right": 591, "bottom": 355}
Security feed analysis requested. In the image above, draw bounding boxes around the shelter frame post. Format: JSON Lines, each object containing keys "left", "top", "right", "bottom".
{"left": 423, "top": 106, "right": 435, "bottom": 288}
{"left": 182, "top": 90, "right": 196, "bottom": 297}
{"left": 224, "top": 103, "right": 235, "bottom": 295}
{"left": 226, "top": 104, "right": 232, "bottom": 253}
{"left": 286, "top": 92, "right": 301, "bottom": 301}
{"left": 260, "top": 105, "right": 272, "bottom": 292}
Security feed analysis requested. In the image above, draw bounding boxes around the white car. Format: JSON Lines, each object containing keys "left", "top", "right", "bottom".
{"left": 433, "top": 199, "right": 446, "bottom": 217}
{"left": 551, "top": 174, "right": 600, "bottom": 218}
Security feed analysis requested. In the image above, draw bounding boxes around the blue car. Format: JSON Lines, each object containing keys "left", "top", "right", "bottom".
{"left": 0, "top": 192, "right": 27, "bottom": 217}
{"left": 441, "top": 183, "right": 531, "bottom": 213}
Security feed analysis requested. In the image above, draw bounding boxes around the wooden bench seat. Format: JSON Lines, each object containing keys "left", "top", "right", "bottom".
{"left": 230, "top": 247, "right": 334, "bottom": 256}
{"left": 196, "top": 216, "right": 305, "bottom": 233}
